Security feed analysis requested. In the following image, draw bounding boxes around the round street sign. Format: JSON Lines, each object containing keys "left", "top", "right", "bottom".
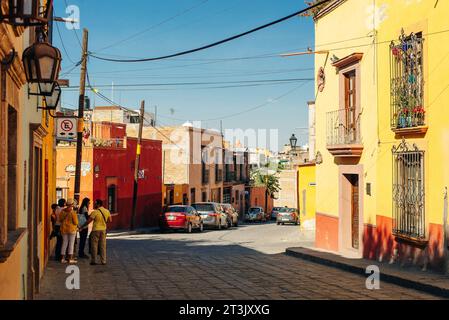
{"left": 60, "top": 119, "right": 74, "bottom": 132}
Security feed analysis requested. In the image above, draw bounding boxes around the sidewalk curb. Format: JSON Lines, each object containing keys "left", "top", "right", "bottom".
{"left": 286, "top": 247, "right": 449, "bottom": 298}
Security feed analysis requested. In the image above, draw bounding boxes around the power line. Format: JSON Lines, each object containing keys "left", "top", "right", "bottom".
{"left": 94, "top": 0, "right": 210, "bottom": 53}
{"left": 199, "top": 82, "right": 309, "bottom": 121}
{"left": 64, "top": 80, "right": 311, "bottom": 92}
{"left": 87, "top": 73, "right": 187, "bottom": 149}
{"left": 63, "top": 0, "right": 83, "bottom": 49}
{"left": 78, "top": 67, "right": 314, "bottom": 79}
{"left": 54, "top": 18, "right": 76, "bottom": 64}
{"left": 88, "top": 0, "right": 332, "bottom": 63}
{"left": 67, "top": 78, "right": 314, "bottom": 89}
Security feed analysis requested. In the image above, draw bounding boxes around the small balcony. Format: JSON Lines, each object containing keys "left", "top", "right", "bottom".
{"left": 326, "top": 108, "right": 363, "bottom": 158}
{"left": 202, "top": 170, "right": 210, "bottom": 184}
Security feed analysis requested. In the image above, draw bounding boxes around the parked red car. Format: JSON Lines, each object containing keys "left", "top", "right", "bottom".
{"left": 159, "top": 205, "right": 204, "bottom": 233}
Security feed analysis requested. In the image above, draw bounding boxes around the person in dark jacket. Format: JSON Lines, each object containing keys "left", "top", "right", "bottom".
{"left": 77, "top": 198, "right": 91, "bottom": 259}
{"left": 53, "top": 198, "right": 66, "bottom": 260}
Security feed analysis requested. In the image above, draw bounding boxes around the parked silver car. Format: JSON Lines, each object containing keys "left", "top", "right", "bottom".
{"left": 276, "top": 207, "right": 300, "bottom": 225}
{"left": 192, "top": 202, "right": 228, "bottom": 229}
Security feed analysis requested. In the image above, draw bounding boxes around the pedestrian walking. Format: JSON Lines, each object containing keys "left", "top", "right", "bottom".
{"left": 77, "top": 198, "right": 91, "bottom": 259}
{"left": 53, "top": 198, "right": 66, "bottom": 261}
{"left": 79, "top": 199, "right": 112, "bottom": 265}
{"left": 59, "top": 199, "right": 79, "bottom": 264}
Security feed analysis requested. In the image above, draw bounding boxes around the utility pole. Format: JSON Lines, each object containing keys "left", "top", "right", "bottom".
{"left": 73, "top": 28, "right": 89, "bottom": 205}
{"left": 131, "top": 101, "right": 145, "bottom": 230}
{"left": 154, "top": 105, "right": 157, "bottom": 127}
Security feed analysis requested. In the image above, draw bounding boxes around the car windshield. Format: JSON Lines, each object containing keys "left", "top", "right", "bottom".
{"left": 166, "top": 206, "right": 187, "bottom": 213}
{"left": 249, "top": 208, "right": 261, "bottom": 213}
{"left": 280, "top": 208, "right": 289, "bottom": 212}
{"left": 273, "top": 207, "right": 281, "bottom": 211}
{"left": 192, "top": 204, "right": 215, "bottom": 212}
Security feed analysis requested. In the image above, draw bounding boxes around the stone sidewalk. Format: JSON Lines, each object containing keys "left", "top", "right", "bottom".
{"left": 286, "top": 247, "right": 449, "bottom": 298}
{"left": 36, "top": 227, "right": 441, "bottom": 300}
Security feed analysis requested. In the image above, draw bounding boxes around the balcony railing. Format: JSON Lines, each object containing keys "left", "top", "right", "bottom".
{"left": 326, "top": 108, "right": 363, "bottom": 157}
{"left": 202, "top": 170, "right": 210, "bottom": 184}
{"left": 390, "top": 30, "right": 426, "bottom": 134}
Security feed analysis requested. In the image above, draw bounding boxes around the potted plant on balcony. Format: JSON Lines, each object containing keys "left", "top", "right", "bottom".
{"left": 397, "top": 108, "right": 409, "bottom": 128}
{"left": 413, "top": 106, "right": 425, "bottom": 126}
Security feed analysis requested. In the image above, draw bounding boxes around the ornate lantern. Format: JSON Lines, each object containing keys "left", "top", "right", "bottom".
{"left": 0, "top": 0, "right": 53, "bottom": 27}
{"left": 41, "top": 82, "right": 61, "bottom": 110}
{"left": 22, "top": 39, "right": 62, "bottom": 95}
{"left": 289, "top": 133, "right": 298, "bottom": 150}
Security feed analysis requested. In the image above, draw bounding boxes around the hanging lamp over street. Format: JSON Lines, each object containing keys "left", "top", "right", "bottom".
{"left": 22, "top": 38, "right": 62, "bottom": 96}
{"left": 42, "top": 82, "right": 61, "bottom": 110}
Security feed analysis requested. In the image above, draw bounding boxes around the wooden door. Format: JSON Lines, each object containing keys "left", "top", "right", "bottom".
{"left": 350, "top": 176, "right": 359, "bottom": 249}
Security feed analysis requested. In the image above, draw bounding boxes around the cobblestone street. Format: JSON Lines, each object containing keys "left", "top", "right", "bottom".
{"left": 37, "top": 223, "right": 440, "bottom": 300}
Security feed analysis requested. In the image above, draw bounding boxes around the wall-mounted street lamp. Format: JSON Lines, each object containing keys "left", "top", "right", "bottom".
{"left": 0, "top": 0, "right": 53, "bottom": 27}
{"left": 40, "top": 82, "right": 61, "bottom": 110}
{"left": 22, "top": 35, "right": 62, "bottom": 96}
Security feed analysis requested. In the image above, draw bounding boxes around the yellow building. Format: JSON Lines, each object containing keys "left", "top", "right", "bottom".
{"left": 298, "top": 163, "right": 316, "bottom": 229}
{"left": 40, "top": 103, "right": 57, "bottom": 275}
{"left": 313, "top": 0, "right": 449, "bottom": 270}
{"left": 0, "top": 0, "right": 59, "bottom": 299}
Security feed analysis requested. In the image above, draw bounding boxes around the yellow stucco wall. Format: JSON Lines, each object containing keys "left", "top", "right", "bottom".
{"left": 298, "top": 164, "right": 316, "bottom": 225}
{"left": 40, "top": 109, "right": 56, "bottom": 275}
{"left": 375, "top": 0, "right": 449, "bottom": 227}
{"left": 315, "top": 0, "right": 449, "bottom": 251}
{"left": 314, "top": 0, "right": 378, "bottom": 225}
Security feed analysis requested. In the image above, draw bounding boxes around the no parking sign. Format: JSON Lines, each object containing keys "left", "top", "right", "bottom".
{"left": 56, "top": 118, "right": 77, "bottom": 140}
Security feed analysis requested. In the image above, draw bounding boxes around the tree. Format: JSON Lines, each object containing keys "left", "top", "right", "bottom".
{"left": 250, "top": 168, "right": 281, "bottom": 213}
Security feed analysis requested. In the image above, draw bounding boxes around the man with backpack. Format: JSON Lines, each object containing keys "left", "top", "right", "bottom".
{"left": 79, "top": 199, "right": 112, "bottom": 265}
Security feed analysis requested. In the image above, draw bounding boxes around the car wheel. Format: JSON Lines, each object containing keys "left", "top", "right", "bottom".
{"left": 277, "top": 222, "right": 280, "bottom": 225}
{"left": 282, "top": 223, "right": 285, "bottom": 225}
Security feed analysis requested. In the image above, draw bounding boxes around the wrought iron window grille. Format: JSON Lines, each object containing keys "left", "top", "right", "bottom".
{"left": 392, "top": 139, "right": 425, "bottom": 240}
{"left": 390, "top": 29, "right": 425, "bottom": 129}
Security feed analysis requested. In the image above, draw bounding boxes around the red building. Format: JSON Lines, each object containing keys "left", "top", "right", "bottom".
{"left": 56, "top": 122, "right": 163, "bottom": 230}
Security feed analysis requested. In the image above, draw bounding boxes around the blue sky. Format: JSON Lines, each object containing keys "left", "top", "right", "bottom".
{"left": 54, "top": 0, "right": 317, "bottom": 151}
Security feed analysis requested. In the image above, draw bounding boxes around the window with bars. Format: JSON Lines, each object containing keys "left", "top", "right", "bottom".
{"left": 392, "top": 140, "right": 425, "bottom": 240}
{"left": 390, "top": 30, "right": 424, "bottom": 129}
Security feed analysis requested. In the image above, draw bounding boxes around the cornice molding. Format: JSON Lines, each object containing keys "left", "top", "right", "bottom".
{"left": 332, "top": 53, "right": 364, "bottom": 70}
{"left": 30, "top": 123, "right": 48, "bottom": 138}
